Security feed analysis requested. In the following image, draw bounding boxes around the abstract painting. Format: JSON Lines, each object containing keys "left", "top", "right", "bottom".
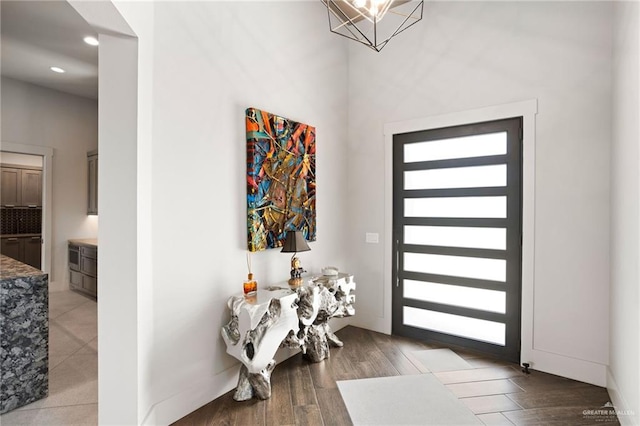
{"left": 246, "top": 107, "right": 316, "bottom": 252}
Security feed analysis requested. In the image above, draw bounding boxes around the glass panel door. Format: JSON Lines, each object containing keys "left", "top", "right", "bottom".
{"left": 392, "top": 117, "right": 522, "bottom": 362}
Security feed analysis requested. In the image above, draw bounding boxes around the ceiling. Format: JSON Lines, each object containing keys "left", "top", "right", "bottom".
{"left": 1, "top": 0, "right": 98, "bottom": 99}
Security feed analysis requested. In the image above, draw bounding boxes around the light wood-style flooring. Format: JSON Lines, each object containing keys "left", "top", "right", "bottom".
{"left": 173, "top": 326, "right": 619, "bottom": 426}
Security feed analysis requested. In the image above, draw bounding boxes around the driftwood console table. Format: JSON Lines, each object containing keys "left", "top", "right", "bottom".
{"left": 221, "top": 273, "right": 355, "bottom": 401}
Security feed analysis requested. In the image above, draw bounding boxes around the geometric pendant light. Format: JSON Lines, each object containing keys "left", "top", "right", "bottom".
{"left": 322, "top": 0, "right": 424, "bottom": 52}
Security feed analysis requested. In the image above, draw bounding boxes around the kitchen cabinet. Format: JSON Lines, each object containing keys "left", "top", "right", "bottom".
{"left": 1, "top": 237, "right": 22, "bottom": 261}
{"left": 21, "top": 169, "right": 43, "bottom": 207}
{"left": 87, "top": 151, "right": 98, "bottom": 215}
{"left": 0, "top": 166, "right": 42, "bottom": 207}
{"left": 68, "top": 240, "right": 97, "bottom": 298}
{"left": 1, "top": 168, "right": 20, "bottom": 206}
{"left": 24, "top": 237, "right": 42, "bottom": 269}
{"left": 0, "top": 236, "right": 42, "bottom": 269}
{"left": 1, "top": 165, "right": 43, "bottom": 270}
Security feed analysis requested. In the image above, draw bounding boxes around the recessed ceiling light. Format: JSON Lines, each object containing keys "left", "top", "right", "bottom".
{"left": 50, "top": 66, "right": 65, "bottom": 73}
{"left": 84, "top": 36, "right": 99, "bottom": 46}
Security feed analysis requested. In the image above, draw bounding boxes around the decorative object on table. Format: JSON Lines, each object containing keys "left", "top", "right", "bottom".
{"left": 243, "top": 274, "right": 257, "bottom": 297}
{"left": 246, "top": 107, "right": 316, "bottom": 252}
{"left": 243, "top": 252, "right": 257, "bottom": 297}
{"left": 322, "top": 0, "right": 424, "bottom": 52}
{"left": 322, "top": 266, "right": 339, "bottom": 276}
{"left": 280, "top": 230, "right": 311, "bottom": 289}
{"left": 222, "top": 273, "right": 356, "bottom": 400}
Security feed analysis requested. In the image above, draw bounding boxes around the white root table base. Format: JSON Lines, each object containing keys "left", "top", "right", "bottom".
{"left": 222, "top": 273, "right": 355, "bottom": 401}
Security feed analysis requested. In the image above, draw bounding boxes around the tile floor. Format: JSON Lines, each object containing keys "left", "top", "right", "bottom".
{"left": 1, "top": 290, "right": 98, "bottom": 425}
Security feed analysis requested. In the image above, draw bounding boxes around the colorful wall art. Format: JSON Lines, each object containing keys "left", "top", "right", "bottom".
{"left": 246, "top": 107, "right": 316, "bottom": 252}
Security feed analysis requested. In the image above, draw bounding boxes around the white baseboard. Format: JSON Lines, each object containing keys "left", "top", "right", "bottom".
{"left": 141, "top": 321, "right": 351, "bottom": 425}
{"left": 521, "top": 348, "right": 607, "bottom": 387}
{"left": 607, "top": 368, "right": 640, "bottom": 426}
{"left": 140, "top": 363, "right": 240, "bottom": 426}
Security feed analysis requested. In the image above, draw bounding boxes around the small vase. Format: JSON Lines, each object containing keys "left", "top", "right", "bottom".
{"left": 243, "top": 273, "right": 257, "bottom": 297}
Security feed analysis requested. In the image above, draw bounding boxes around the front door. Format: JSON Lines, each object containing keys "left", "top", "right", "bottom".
{"left": 392, "top": 117, "right": 522, "bottom": 362}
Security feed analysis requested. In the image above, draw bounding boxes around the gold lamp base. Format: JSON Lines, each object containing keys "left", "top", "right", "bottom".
{"left": 288, "top": 277, "right": 303, "bottom": 289}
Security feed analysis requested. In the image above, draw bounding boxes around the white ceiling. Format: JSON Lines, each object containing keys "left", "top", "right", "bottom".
{"left": 1, "top": 0, "right": 98, "bottom": 99}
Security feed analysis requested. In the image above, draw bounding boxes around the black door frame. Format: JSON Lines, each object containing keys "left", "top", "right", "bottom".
{"left": 392, "top": 117, "right": 523, "bottom": 362}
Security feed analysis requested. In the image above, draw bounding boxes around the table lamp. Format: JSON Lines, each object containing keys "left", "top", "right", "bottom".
{"left": 281, "top": 231, "right": 311, "bottom": 289}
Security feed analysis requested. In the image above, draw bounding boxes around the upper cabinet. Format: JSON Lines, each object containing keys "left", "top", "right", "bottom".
{"left": 87, "top": 150, "right": 98, "bottom": 215}
{"left": 1, "top": 166, "right": 42, "bottom": 207}
{"left": 21, "top": 169, "right": 43, "bottom": 207}
{"left": 1, "top": 168, "right": 20, "bottom": 206}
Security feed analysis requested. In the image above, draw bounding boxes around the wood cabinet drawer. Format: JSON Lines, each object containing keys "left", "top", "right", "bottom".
{"left": 82, "top": 275, "right": 97, "bottom": 296}
{"left": 80, "top": 246, "right": 97, "bottom": 259}
{"left": 70, "top": 270, "right": 83, "bottom": 289}
{"left": 80, "top": 256, "right": 97, "bottom": 277}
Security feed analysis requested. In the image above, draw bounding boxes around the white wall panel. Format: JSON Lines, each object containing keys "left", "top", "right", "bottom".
{"left": 348, "top": 1, "right": 612, "bottom": 384}
{"left": 609, "top": 1, "right": 640, "bottom": 424}
{"left": 105, "top": 2, "right": 350, "bottom": 424}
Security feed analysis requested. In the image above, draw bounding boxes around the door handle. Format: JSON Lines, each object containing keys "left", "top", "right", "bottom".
{"left": 396, "top": 238, "right": 400, "bottom": 288}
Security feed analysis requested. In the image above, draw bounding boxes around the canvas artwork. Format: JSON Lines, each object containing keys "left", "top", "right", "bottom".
{"left": 246, "top": 107, "right": 316, "bottom": 252}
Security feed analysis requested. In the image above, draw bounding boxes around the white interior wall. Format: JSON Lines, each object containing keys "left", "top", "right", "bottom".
{"left": 609, "top": 1, "right": 640, "bottom": 424}
{"left": 0, "top": 77, "right": 98, "bottom": 291}
{"left": 105, "top": 2, "right": 350, "bottom": 424}
{"left": 347, "top": 1, "right": 612, "bottom": 385}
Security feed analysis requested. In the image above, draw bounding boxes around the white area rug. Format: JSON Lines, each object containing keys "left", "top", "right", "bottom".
{"left": 410, "top": 348, "right": 474, "bottom": 372}
{"left": 337, "top": 374, "right": 482, "bottom": 425}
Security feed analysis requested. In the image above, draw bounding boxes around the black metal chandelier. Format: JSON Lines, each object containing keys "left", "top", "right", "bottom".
{"left": 322, "top": 0, "right": 424, "bottom": 52}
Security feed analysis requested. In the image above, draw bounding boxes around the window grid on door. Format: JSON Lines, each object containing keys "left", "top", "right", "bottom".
{"left": 392, "top": 117, "right": 522, "bottom": 362}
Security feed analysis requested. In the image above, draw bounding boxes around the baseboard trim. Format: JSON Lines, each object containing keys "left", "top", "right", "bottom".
{"left": 140, "top": 363, "right": 239, "bottom": 426}
{"left": 607, "top": 368, "right": 640, "bottom": 426}
{"left": 141, "top": 322, "right": 350, "bottom": 425}
{"left": 522, "top": 348, "right": 607, "bottom": 387}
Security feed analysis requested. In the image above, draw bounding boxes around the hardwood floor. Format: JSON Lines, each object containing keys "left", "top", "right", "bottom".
{"left": 172, "top": 326, "right": 619, "bottom": 426}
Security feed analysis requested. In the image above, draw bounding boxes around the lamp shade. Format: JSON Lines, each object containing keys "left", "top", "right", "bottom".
{"left": 281, "top": 231, "right": 311, "bottom": 253}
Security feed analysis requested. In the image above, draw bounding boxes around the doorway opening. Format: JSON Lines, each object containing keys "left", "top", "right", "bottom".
{"left": 392, "top": 117, "right": 523, "bottom": 362}
{"left": 0, "top": 152, "right": 44, "bottom": 269}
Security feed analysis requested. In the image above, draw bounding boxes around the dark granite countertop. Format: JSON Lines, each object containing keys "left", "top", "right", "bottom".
{"left": 68, "top": 238, "right": 98, "bottom": 248}
{"left": 0, "top": 254, "right": 48, "bottom": 413}
{"left": 0, "top": 255, "right": 46, "bottom": 280}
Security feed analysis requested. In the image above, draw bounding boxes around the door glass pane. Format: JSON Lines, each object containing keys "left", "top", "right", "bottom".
{"left": 403, "top": 280, "right": 506, "bottom": 313}
{"left": 404, "top": 226, "right": 506, "bottom": 250}
{"left": 404, "top": 132, "right": 507, "bottom": 163}
{"left": 404, "top": 252, "right": 506, "bottom": 281}
{"left": 403, "top": 306, "right": 506, "bottom": 345}
{"left": 404, "top": 164, "right": 506, "bottom": 190}
{"left": 404, "top": 196, "right": 506, "bottom": 218}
